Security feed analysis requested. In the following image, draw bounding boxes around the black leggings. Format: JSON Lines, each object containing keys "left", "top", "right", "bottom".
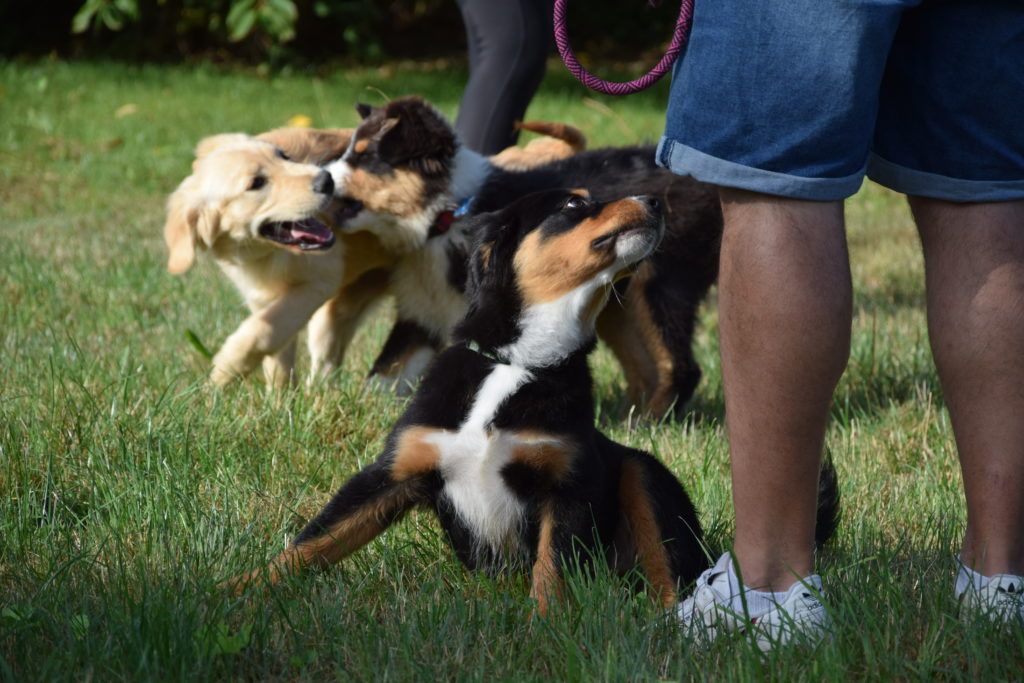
{"left": 455, "top": 0, "right": 552, "bottom": 155}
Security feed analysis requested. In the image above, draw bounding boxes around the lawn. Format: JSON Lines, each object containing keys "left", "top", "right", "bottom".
{"left": 1, "top": 60, "right": 1021, "bottom": 681}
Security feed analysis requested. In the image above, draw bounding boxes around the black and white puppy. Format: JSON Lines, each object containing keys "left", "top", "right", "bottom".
{"left": 230, "top": 190, "right": 708, "bottom": 611}
{"left": 327, "top": 97, "right": 723, "bottom": 416}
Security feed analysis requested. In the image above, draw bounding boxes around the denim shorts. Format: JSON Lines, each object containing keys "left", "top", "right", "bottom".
{"left": 657, "top": 0, "right": 1024, "bottom": 202}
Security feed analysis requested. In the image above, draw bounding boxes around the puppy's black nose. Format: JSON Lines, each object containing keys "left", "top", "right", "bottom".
{"left": 313, "top": 170, "right": 335, "bottom": 196}
{"left": 640, "top": 195, "right": 660, "bottom": 212}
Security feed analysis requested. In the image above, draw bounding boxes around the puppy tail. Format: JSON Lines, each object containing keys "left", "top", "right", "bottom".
{"left": 814, "top": 454, "right": 841, "bottom": 550}
{"left": 515, "top": 121, "right": 587, "bottom": 153}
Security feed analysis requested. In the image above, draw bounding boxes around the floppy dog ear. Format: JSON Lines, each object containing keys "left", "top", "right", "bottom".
{"left": 453, "top": 210, "right": 523, "bottom": 348}
{"left": 164, "top": 178, "right": 220, "bottom": 275}
{"left": 164, "top": 183, "right": 199, "bottom": 275}
{"left": 377, "top": 97, "right": 457, "bottom": 176}
{"left": 463, "top": 210, "right": 517, "bottom": 306}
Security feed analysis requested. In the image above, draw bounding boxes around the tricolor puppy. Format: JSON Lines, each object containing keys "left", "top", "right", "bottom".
{"left": 229, "top": 190, "right": 708, "bottom": 611}
{"left": 327, "top": 97, "right": 722, "bottom": 415}
{"left": 164, "top": 122, "right": 587, "bottom": 388}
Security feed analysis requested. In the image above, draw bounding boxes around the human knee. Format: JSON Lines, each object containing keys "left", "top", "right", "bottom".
{"left": 720, "top": 192, "right": 851, "bottom": 302}
{"left": 720, "top": 191, "right": 852, "bottom": 366}
{"left": 914, "top": 199, "right": 1024, "bottom": 315}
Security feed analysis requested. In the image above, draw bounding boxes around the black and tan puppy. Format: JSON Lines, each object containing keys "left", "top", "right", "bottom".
{"left": 231, "top": 190, "right": 708, "bottom": 611}
{"left": 327, "top": 97, "right": 722, "bottom": 415}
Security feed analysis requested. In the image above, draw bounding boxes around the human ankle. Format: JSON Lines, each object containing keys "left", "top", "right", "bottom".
{"left": 959, "top": 536, "right": 1024, "bottom": 577}
{"left": 732, "top": 547, "right": 815, "bottom": 593}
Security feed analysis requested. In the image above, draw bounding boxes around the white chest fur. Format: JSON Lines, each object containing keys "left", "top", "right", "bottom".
{"left": 391, "top": 239, "right": 470, "bottom": 337}
{"left": 425, "top": 363, "right": 533, "bottom": 553}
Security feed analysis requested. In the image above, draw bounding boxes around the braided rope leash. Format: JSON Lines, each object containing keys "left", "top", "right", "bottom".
{"left": 553, "top": 0, "right": 694, "bottom": 96}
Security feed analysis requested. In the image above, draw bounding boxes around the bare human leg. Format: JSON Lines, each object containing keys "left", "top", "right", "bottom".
{"left": 718, "top": 188, "right": 852, "bottom": 591}
{"left": 912, "top": 198, "right": 1024, "bottom": 576}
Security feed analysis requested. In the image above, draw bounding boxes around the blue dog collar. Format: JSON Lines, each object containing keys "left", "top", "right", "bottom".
{"left": 453, "top": 196, "right": 475, "bottom": 218}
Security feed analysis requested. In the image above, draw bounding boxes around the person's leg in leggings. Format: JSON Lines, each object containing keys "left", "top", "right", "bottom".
{"left": 719, "top": 189, "right": 852, "bottom": 591}
{"left": 911, "top": 198, "right": 1024, "bottom": 577}
{"left": 455, "top": 0, "right": 550, "bottom": 155}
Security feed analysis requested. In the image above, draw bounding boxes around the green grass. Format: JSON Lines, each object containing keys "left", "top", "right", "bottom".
{"left": 1, "top": 59, "right": 1021, "bottom": 681}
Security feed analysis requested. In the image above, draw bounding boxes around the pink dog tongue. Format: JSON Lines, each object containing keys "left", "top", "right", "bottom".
{"left": 290, "top": 220, "right": 332, "bottom": 243}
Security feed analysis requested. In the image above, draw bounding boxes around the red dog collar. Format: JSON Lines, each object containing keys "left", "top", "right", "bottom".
{"left": 429, "top": 209, "right": 456, "bottom": 238}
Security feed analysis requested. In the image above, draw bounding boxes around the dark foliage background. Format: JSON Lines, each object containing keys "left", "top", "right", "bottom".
{"left": 0, "top": 0, "right": 680, "bottom": 65}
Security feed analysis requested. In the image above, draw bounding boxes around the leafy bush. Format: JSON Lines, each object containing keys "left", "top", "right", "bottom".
{"left": 72, "top": 0, "right": 299, "bottom": 47}
{"left": 225, "top": 0, "right": 298, "bottom": 43}
{"left": 72, "top": 0, "right": 140, "bottom": 33}
{"left": 2, "top": 0, "right": 677, "bottom": 64}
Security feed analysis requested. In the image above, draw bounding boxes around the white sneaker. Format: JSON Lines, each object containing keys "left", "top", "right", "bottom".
{"left": 678, "top": 552, "right": 831, "bottom": 651}
{"left": 958, "top": 572, "right": 1024, "bottom": 625}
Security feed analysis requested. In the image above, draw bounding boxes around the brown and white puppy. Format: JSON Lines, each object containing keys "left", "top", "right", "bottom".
{"left": 165, "top": 123, "right": 587, "bottom": 388}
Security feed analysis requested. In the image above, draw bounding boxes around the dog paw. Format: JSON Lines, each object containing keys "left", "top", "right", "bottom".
{"left": 210, "top": 347, "right": 263, "bottom": 386}
{"left": 210, "top": 362, "right": 244, "bottom": 387}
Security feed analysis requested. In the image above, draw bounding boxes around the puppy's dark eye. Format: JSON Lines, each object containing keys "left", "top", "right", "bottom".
{"left": 249, "top": 175, "right": 267, "bottom": 191}
{"left": 275, "top": 149, "right": 290, "bottom": 161}
{"left": 563, "top": 195, "right": 588, "bottom": 210}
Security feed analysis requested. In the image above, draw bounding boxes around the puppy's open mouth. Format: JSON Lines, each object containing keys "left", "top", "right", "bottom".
{"left": 258, "top": 218, "right": 336, "bottom": 251}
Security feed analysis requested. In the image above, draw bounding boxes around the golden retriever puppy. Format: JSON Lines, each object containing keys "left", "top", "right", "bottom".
{"left": 165, "top": 122, "right": 586, "bottom": 388}
{"left": 256, "top": 127, "right": 401, "bottom": 383}
{"left": 165, "top": 134, "right": 358, "bottom": 387}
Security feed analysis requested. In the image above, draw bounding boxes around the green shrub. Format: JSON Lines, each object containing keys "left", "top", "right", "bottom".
{"left": 3, "top": 0, "right": 677, "bottom": 64}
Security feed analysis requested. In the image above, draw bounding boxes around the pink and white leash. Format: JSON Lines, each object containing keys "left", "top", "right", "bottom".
{"left": 553, "top": 0, "right": 695, "bottom": 96}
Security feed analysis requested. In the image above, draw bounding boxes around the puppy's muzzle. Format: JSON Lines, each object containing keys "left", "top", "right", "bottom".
{"left": 591, "top": 196, "right": 664, "bottom": 252}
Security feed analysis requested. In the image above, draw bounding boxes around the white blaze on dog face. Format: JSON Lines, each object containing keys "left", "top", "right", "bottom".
{"left": 164, "top": 136, "right": 336, "bottom": 273}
